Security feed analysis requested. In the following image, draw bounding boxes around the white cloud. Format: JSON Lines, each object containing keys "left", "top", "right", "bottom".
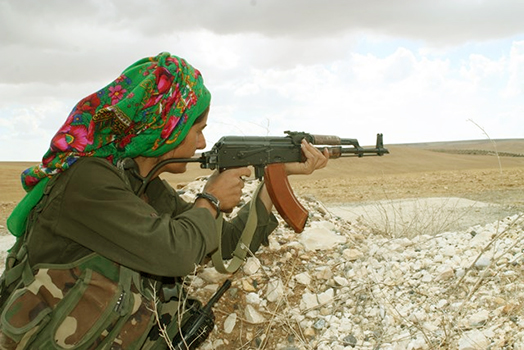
{"left": 504, "top": 40, "right": 524, "bottom": 97}
{"left": 0, "top": 0, "right": 523, "bottom": 160}
{"left": 206, "top": 41, "right": 522, "bottom": 147}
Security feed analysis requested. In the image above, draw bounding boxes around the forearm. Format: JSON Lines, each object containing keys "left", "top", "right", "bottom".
{"left": 257, "top": 183, "right": 274, "bottom": 213}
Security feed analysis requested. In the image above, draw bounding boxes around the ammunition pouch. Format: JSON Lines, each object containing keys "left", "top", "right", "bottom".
{"left": 0, "top": 253, "right": 158, "bottom": 349}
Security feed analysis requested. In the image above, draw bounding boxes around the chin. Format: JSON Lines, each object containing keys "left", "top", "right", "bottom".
{"left": 173, "top": 164, "right": 188, "bottom": 174}
{"left": 160, "top": 163, "right": 187, "bottom": 175}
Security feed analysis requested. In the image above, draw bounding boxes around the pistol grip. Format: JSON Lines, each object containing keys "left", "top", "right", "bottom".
{"left": 264, "top": 163, "right": 308, "bottom": 233}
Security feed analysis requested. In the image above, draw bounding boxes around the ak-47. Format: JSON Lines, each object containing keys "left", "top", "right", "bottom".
{"left": 198, "top": 131, "right": 389, "bottom": 178}
{"left": 139, "top": 131, "right": 389, "bottom": 233}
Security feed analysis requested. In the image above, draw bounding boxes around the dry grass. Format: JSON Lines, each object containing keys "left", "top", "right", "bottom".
{"left": 356, "top": 197, "right": 479, "bottom": 238}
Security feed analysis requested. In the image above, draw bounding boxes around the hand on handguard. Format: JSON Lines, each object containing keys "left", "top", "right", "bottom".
{"left": 284, "top": 139, "right": 329, "bottom": 176}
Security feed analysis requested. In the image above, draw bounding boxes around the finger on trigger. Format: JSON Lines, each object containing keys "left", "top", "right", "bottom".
{"left": 237, "top": 166, "right": 251, "bottom": 178}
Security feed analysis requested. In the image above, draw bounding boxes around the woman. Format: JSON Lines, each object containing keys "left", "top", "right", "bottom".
{"left": 0, "top": 52, "right": 328, "bottom": 349}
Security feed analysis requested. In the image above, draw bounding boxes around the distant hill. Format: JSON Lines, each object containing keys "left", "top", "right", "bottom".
{"left": 394, "top": 139, "right": 524, "bottom": 154}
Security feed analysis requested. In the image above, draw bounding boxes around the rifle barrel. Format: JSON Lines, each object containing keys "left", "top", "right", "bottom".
{"left": 319, "top": 146, "right": 389, "bottom": 158}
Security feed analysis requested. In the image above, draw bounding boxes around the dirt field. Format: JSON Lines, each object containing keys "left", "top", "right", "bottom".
{"left": 1, "top": 140, "right": 524, "bottom": 235}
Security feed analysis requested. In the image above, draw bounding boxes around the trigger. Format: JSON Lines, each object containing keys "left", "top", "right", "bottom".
{"left": 254, "top": 166, "right": 265, "bottom": 180}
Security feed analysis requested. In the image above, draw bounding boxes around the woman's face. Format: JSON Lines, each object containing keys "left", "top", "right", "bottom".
{"left": 157, "top": 111, "right": 209, "bottom": 174}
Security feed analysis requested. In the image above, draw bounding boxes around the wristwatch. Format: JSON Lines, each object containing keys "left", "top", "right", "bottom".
{"left": 195, "top": 192, "right": 221, "bottom": 217}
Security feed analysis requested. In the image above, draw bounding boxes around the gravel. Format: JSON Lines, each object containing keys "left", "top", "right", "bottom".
{"left": 1, "top": 179, "right": 523, "bottom": 349}
{"left": 187, "top": 180, "right": 524, "bottom": 350}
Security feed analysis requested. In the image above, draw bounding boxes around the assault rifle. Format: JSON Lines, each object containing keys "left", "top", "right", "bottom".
{"left": 199, "top": 131, "right": 389, "bottom": 178}
{"left": 135, "top": 131, "right": 389, "bottom": 232}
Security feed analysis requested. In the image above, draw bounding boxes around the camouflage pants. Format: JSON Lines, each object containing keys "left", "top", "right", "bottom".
{"left": 0, "top": 254, "right": 187, "bottom": 350}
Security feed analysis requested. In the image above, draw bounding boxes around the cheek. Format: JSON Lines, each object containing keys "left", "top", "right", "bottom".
{"left": 159, "top": 149, "right": 177, "bottom": 162}
{"left": 187, "top": 135, "right": 199, "bottom": 151}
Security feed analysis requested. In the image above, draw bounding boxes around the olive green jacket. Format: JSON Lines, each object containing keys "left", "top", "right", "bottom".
{"left": 26, "top": 157, "right": 278, "bottom": 277}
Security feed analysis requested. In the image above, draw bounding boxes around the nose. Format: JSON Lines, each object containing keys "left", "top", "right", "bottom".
{"left": 197, "top": 133, "right": 206, "bottom": 150}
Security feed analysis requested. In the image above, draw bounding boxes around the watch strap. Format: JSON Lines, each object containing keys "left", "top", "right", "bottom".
{"left": 196, "top": 192, "right": 221, "bottom": 217}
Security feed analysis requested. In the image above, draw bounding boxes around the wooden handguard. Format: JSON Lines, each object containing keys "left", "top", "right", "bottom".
{"left": 264, "top": 163, "right": 308, "bottom": 233}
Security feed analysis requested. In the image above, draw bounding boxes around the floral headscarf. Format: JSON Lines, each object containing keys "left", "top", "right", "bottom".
{"left": 8, "top": 52, "right": 211, "bottom": 237}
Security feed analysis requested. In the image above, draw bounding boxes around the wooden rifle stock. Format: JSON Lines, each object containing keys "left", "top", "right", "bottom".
{"left": 264, "top": 163, "right": 308, "bottom": 233}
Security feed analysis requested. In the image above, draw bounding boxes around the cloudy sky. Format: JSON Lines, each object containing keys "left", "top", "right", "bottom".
{"left": 1, "top": 0, "right": 523, "bottom": 161}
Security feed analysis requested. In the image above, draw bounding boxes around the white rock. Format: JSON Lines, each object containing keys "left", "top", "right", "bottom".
{"left": 422, "top": 321, "right": 439, "bottom": 332}
{"left": 470, "top": 231, "right": 493, "bottom": 247}
{"left": 413, "top": 260, "right": 423, "bottom": 270}
{"left": 299, "top": 222, "right": 346, "bottom": 251}
{"left": 268, "top": 237, "right": 281, "bottom": 250}
{"left": 300, "top": 292, "right": 319, "bottom": 310}
{"left": 199, "top": 267, "right": 229, "bottom": 283}
{"left": 0, "top": 235, "right": 19, "bottom": 269}
{"left": 343, "top": 248, "right": 364, "bottom": 261}
{"left": 223, "top": 313, "right": 237, "bottom": 333}
{"left": 243, "top": 257, "right": 261, "bottom": 275}
{"left": 421, "top": 271, "right": 433, "bottom": 282}
{"left": 408, "top": 334, "right": 429, "bottom": 349}
{"left": 442, "top": 246, "right": 456, "bottom": 257}
{"left": 387, "top": 243, "right": 403, "bottom": 252}
{"left": 334, "top": 276, "right": 349, "bottom": 286}
{"left": 456, "top": 268, "right": 466, "bottom": 277}
{"left": 458, "top": 329, "right": 489, "bottom": 350}
{"left": 246, "top": 292, "right": 262, "bottom": 305}
{"left": 244, "top": 305, "right": 266, "bottom": 324}
{"left": 468, "top": 309, "right": 489, "bottom": 327}
{"left": 265, "top": 278, "right": 284, "bottom": 303}
{"left": 408, "top": 309, "right": 427, "bottom": 322}
{"left": 317, "top": 288, "right": 334, "bottom": 305}
{"left": 434, "top": 265, "right": 454, "bottom": 281}
{"left": 436, "top": 299, "right": 448, "bottom": 308}
{"left": 513, "top": 340, "right": 524, "bottom": 350}
{"left": 295, "top": 272, "right": 312, "bottom": 285}
{"left": 315, "top": 266, "right": 333, "bottom": 280}
{"left": 393, "top": 237, "right": 413, "bottom": 248}
{"left": 190, "top": 276, "right": 205, "bottom": 288}
{"left": 474, "top": 253, "right": 492, "bottom": 269}
{"left": 212, "top": 339, "right": 225, "bottom": 348}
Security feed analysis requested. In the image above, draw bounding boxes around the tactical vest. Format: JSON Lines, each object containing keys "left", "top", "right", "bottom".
{"left": 0, "top": 176, "right": 192, "bottom": 350}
